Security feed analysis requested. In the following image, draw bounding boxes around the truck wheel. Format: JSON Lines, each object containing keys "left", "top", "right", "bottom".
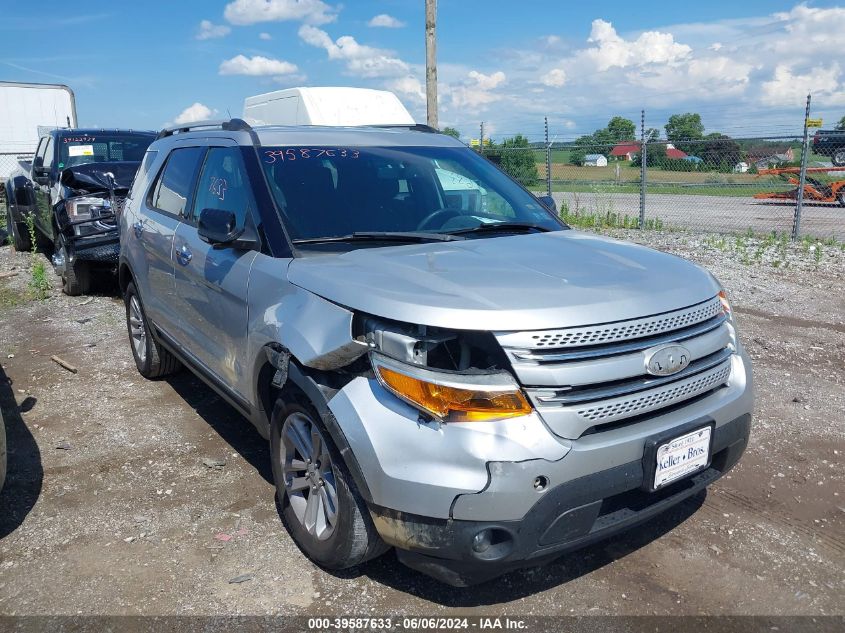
{"left": 6, "top": 214, "right": 31, "bottom": 252}
{"left": 839, "top": 192, "right": 845, "bottom": 208}
{"left": 53, "top": 235, "right": 90, "bottom": 296}
{"left": 270, "top": 397, "right": 388, "bottom": 569}
{"left": 833, "top": 148, "right": 845, "bottom": 167}
{"left": 124, "top": 281, "right": 181, "bottom": 379}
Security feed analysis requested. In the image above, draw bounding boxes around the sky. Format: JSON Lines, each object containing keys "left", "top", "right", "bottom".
{"left": 1, "top": 0, "right": 844, "bottom": 142}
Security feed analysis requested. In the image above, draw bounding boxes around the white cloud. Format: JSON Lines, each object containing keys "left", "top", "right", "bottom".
{"left": 368, "top": 14, "right": 405, "bottom": 28}
{"left": 583, "top": 19, "right": 691, "bottom": 71}
{"left": 259, "top": 32, "right": 272, "bottom": 40}
{"left": 219, "top": 54, "right": 298, "bottom": 76}
{"left": 196, "top": 20, "right": 231, "bottom": 40}
{"left": 298, "top": 25, "right": 409, "bottom": 77}
{"left": 541, "top": 68, "right": 567, "bottom": 87}
{"left": 173, "top": 103, "right": 217, "bottom": 125}
{"left": 770, "top": 4, "right": 845, "bottom": 56}
{"left": 467, "top": 70, "right": 505, "bottom": 90}
{"left": 388, "top": 76, "right": 425, "bottom": 104}
{"left": 450, "top": 70, "right": 507, "bottom": 108}
{"left": 224, "top": 0, "right": 336, "bottom": 26}
{"left": 761, "top": 63, "right": 845, "bottom": 107}
{"left": 709, "top": 42, "right": 722, "bottom": 51}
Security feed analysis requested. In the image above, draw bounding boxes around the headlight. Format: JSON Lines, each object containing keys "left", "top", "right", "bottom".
{"left": 66, "top": 197, "right": 111, "bottom": 221}
{"left": 371, "top": 353, "right": 532, "bottom": 423}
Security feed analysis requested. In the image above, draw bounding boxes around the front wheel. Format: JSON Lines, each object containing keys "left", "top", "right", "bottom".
{"left": 838, "top": 192, "right": 845, "bottom": 208}
{"left": 270, "top": 398, "right": 387, "bottom": 569}
{"left": 833, "top": 148, "right": 845, "bottom": 167}
{"left": 52, "top": 235, "right": 90, "bottom": 296}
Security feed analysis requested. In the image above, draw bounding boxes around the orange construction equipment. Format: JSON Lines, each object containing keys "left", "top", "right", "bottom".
{"left": 754, "top": 166, "right": 845, "bottom": 206}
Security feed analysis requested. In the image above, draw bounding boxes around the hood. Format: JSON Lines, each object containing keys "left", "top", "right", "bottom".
{"left": 288, "top": 231, "right": 720, "bottom": 332}
{"left": 60, "top": 161, "right": 140, "bottom": 194}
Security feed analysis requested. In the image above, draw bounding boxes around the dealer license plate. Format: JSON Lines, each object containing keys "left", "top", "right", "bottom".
{"left": 653, "top": 426, "right": 711, "bottom": 489}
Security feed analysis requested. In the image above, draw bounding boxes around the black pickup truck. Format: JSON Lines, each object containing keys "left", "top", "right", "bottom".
{"left": 4, "top": 128, "right": 155, "bottom": 294}
{"left": 812, "top": 129, "right": 845, "bottom": 166}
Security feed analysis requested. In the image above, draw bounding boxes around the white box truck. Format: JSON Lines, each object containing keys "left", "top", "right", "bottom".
{"left": 0, "top": 81, "right": 77, "bottom": 179}
{"left": 243, "top": 87, "right": 415, "bottom": 127}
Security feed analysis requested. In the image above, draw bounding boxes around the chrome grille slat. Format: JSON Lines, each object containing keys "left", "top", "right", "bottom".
{"left": 496, "top": 296, "right": 722, "bottom": 350}
{"left": 511, "top": 313, "right": 727, "bottom": 363}
{"left": 573, "top": 361, "right": 731, "bottom": 424}
{"left": 533, "top": 348, "right": 734, "bottom": 405}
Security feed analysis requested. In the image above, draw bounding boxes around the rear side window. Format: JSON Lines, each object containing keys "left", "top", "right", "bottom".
{"left": 149, "top": 147, "right": 205, "bottom": 218}
{"left": 191, "top": 147, "right": 253, "bottom": 227}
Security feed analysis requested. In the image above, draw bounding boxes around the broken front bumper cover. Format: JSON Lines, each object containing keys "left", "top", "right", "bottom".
{"left": 372, "top": 413, "right": 750, "bottom": 587}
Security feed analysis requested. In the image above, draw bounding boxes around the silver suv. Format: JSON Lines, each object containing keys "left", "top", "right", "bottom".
{"left": 119, "top": 119, "right": 753, "bottom": 586}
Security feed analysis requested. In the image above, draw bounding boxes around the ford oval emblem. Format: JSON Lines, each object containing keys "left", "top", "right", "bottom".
{"left": 644, "top": 344, "right": 691, "bottom": 376}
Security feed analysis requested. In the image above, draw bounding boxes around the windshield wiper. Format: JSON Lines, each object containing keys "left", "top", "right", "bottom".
{"left": 292, "top": 231, "right": 463, "bottom": 245}
{"left": 445, "top": 222, "right": 554, "bottom": 236}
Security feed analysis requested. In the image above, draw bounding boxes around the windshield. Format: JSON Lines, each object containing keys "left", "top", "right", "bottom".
{"left": 259, "top": 145, "right": 564, "bottom": 241}
{"left": 59, "top": 133, "right": 155, "bottom": 169}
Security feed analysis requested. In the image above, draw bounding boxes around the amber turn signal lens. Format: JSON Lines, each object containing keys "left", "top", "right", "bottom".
{"left": 718, "top": 290, "right": 732, "bottom": 315}
{"left": 375, "top": 366, "right": 533, "bottom": 423}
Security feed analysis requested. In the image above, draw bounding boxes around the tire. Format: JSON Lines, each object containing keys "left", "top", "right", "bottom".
{"left": 124, "top": 281, "right": 181, "bottom": 379}
{"left": 53, "top": 235, "right": 91, "bottom": 296}
{"left": 270, "top": 396, "right": 388, "bottom": 569}
{"left": 6, "top": 211, "right": 31, "bottom": 252}
{"left": 832, "top": 148, "right": 845, "bottom": 167}
{"left": 838, "top": 192, "right": 845, "bottom": 208}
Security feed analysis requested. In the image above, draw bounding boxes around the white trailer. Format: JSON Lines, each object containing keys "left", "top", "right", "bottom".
{"left": 0, "top": 81, "right": 77, "bottom": 179}
{"left": 243, "top": 87, "right": 414, "bottom": 127}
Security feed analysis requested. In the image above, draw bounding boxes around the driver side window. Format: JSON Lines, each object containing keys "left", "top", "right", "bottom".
{"left": 191, "top": 147, "right": 252, "bottom": 227}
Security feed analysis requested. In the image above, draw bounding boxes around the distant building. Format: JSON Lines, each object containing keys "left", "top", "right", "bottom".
{"left": 745, "top": 146, "right": 795, "bottom": 169}
{"left": 664, "top": 143, "right": 688, "bottom": 160}
{"left": 610, "top": 141, "right": 688, "bottom": 161}
{"left": 734, "top": 161, "right": 749, "bottom": 173}
{"left": 610, "top": 141, "right": 641, "bottom": 161}
{"left": 583, "top": 154, "right": 608, "bottom": 167}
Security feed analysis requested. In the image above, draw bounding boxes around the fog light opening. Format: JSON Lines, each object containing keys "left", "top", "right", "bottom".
{"left": 469, "top": 528, "right": 514, "bottom": 561}
{"left": 533, "top": 475, "right": 549, "bottom": 492}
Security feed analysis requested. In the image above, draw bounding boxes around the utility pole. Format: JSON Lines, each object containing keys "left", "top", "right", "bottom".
{"left": 425, "top": 0, "right": 438, "bottom": 129}
{"left": 480, "top": 122, "right": 484, "bottom": 155}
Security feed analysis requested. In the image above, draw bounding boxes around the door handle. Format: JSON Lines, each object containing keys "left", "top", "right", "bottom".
{"left": 133, "top": 221, "right": 144, "bottom": 238}
{"left": 176, "top": 245, "right": 193, "bottom": 266}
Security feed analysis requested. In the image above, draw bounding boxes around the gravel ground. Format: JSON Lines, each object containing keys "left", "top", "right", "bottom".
{"left": 0, "top": 230, "right": 843, "bottom": 617}
{"left": 546, "top": 191, "right": 845, "bottom": 240}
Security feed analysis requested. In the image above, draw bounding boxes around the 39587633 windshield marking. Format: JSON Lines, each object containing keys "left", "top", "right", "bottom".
{"left": 263, "top": 148, "right": 360, "bottom": 163}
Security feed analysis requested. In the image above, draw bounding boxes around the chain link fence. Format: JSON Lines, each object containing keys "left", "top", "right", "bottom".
{"left": 474, "top": 106, "right": 844, "bottom": 242}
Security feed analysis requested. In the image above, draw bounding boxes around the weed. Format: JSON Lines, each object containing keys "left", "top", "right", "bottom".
{"left": 24, "top": 214, "right": 50, "bottom": 300}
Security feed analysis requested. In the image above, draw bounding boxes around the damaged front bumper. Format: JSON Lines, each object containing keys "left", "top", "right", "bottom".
{"left": 326, "top": 348, "right": 753, "bottom": 586}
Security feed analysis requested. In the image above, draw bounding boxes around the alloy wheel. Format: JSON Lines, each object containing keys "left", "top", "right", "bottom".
{"left": 128, "top": 295, "right": 148, "bottom": 364}
{"left": 281, "top": 412, "right": 338, "bottom": 541}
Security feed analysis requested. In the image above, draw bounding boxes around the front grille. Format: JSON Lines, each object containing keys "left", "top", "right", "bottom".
{"left": 497, "top": 296, "right": 723, "bottom": 350}
{"left": 497, "top": 296, "right": 736, "bottom": 439}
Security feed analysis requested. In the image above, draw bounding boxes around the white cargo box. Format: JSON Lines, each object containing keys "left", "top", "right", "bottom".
{"left": 243, "top": 87, "right": 415, "bottom": 127}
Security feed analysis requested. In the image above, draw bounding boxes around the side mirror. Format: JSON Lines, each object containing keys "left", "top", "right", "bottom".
{"left": 197, "top": 208, "right": 258, "bottom": 250}
{"left": 538, "top": 195, "right": 557, "bottom": 212}
{"left": 33, "top": 169, "right": 50, "bottom": 186}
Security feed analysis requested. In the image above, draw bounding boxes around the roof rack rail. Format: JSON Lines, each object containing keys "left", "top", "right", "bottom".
{"left": 366, "top": 123, "right": 439, "bottom": 133}
{"left": 156, "top": 118, "right": 253, "bottom": 140}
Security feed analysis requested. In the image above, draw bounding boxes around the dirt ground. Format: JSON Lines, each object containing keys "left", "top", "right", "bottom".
{"left": 0, "top": 230, "right": 842, "bottom": 618}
